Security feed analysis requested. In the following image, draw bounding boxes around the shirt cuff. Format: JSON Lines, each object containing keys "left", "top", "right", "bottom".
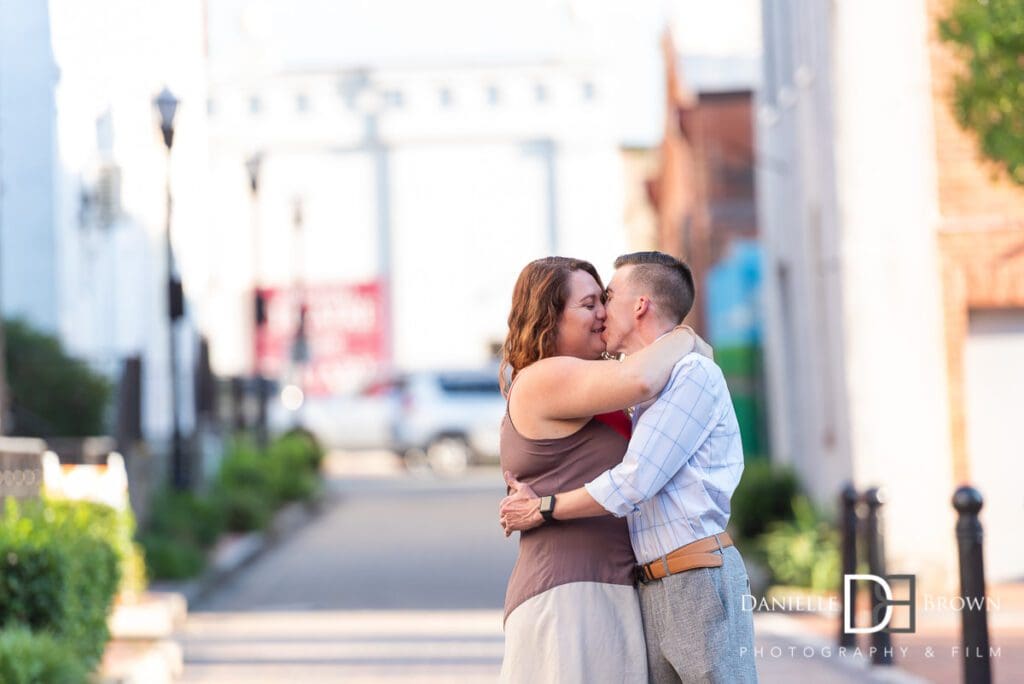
{"left": 585, "top": 472, "right": 636, "bottom": 518}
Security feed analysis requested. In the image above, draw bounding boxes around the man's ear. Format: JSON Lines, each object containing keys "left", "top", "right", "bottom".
{"left": 634, "top": 297, "right": 650, "bottom": 319}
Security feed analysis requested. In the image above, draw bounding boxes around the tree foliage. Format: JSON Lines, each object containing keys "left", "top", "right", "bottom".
{"left": 4, "top": 318, "right": 111, "bottom": 436}
{"left": 940, "top": 0, "right": 1024, "bottom": 184}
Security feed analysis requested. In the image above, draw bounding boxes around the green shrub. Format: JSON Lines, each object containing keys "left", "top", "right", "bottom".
{"left": 266, "top": 434, "right": 321, "bottom": 502}
{"left": 138, "top": 432, "right": 325, "bottom": 579}
{"left": 217, "top": 487, "right": 272, "bottom": 532}
{"left": 138, "top": 533, "right": 205, "bottom": 581}
{"left": 730, "top": 460, "right": 800, "bottom": 541}
{"left": 758, "top": 495, "right": 841, "bottom": 592}
{"left": 0, "top": 626, "right": 88, "bottom": 684}
{"left": 43, "top": 499, "right": 146, "bottom": 600}
{"left": 280, "top": 428, "right": 325, "bottom": 471}
{"left": 0, "top": 537, "right": 64, "bottom": 630}
{"left": 146, "top": 490, "right": 225, "bottom": 549}
{"left": 217, "top": 440, "right": 274, "bottom": 494}
{"left": 3, "top": 318, "right": 111, "bottom": 437}
{"left": 215, "top": 440, "right": 275, "bottom": 532}
{"left": 0, "top": 498, "right": 121, "bottom": 671}
{"left": 140, "top": 489, "right": 226, "bottom": 580}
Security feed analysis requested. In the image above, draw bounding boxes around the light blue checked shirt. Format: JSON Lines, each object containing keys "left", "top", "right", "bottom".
{"left": 585, "top": 352, "right": 745, "bottom": 565}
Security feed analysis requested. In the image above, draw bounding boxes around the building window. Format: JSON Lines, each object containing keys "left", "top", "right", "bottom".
{"left": 249, "top": 95, "right": 263, "bottom": 115}
{"left": 534, "top": 83, "right": 548, "bottom": 103}
{"left": 582, "top": 81, "right": 596, "bottom": 101}
{"left": 486, "top": 85, "right": 500, "bottom": 105}
{"left": 295, "top": 93, "right": 310, "bottom": 113}
{"left": 383, "top": 90, "right": 404, "bottom": 108}
{"left": 439, "top": 87, "right": 454, "bottom": 107}
{"left": 207, "top": 97, "right": 217, "bottom": 117}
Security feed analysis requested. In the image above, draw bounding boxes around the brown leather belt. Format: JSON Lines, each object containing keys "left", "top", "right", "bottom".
{"left": 636, "top": 532, "right": 733, "bottom": 584}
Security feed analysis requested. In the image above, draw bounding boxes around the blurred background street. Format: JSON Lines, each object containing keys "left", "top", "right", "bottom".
{"left": 1, "top": 0, "right": 1022, "bottom": 682}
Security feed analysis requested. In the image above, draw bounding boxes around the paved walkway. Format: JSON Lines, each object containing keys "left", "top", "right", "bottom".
{"left": 177, "top": 452, "right": 936, "bottom": 682}
{"left": 181, "top": 610, "right": 927, "bottom": 683}
{"left": 182, "top": 611, "right": 503, "bottom": 683}
{"left": 784, "top": 583, "right": 1024, "bottom": 684}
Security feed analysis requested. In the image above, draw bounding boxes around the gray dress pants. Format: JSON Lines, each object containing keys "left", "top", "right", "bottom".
{"left": 638, "top": 545, "right": 758, "bottom": 683}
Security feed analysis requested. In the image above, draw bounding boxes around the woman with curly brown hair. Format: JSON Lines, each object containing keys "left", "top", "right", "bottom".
{"left": 498, "top": 256, "right": 702, "bottom": 683}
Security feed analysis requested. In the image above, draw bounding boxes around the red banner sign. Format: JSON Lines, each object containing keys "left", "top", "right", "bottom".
{"left": 255, "top": 281, "right": 387, "bottom": 396}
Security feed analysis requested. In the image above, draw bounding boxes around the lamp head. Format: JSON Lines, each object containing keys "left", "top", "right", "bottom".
{"left": 154, "top": 86, "right": 179, "bottom": 149}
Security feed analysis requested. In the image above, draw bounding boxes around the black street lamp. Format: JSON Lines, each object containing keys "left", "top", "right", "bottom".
{"left": 291, "top": 198, "right": 308, "bottom": 429}
{"left": 154, "top": 86, "right": 187, "bottom": 489}
{"left": 246, "top": 153, "right": 269, "bottom": 447}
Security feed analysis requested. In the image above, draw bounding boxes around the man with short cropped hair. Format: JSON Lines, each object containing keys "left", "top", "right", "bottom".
{"left": 500, "top": 251, "right": 758, "bottom": 683}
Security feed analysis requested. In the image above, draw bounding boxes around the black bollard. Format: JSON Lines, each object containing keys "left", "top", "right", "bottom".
{"left": 863, "top": 487, "right": 893, "bottom": 665}
{"left": 953, "top": 486, "right": 992, "bottom": 684}
{"left": 839, "top": 483, "right": 859, "bottom": 647}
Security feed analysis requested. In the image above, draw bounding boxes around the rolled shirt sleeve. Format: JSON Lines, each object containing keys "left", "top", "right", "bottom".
{"left": 585, "top": 357, "right": 722, "bottom": 517}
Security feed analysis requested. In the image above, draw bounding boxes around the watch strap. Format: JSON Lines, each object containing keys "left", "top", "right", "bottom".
{"left": 539, "top": 494, "right": 556, "bottom": 522}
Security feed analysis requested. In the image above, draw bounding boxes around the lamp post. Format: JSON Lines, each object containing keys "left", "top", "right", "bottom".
{"left": 154, "top": 86, "right": 187, "bottom": 489}
{"left": 0, "top": 66, "right": 8, "bottom": 435}
{"left": 246, "top": 153, "right": 269, "bottom": 447}
{"left": 0, "top": 201, "right": 7, "bottom": 436}
{"left": 291, "top": 198, "right": 308, "bottom": 429}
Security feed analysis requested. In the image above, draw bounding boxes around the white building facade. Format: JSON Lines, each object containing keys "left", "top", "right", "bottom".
{"left": 202, "top": 1, "right": 627, "bottom": 393}
{"left": 0, "top": 0, "right": 210, "bottom": 453}
{"left": 755, "top": 0, "right": 1019, "bottom": 589}
{"left": 0, "top": 0, "right": 60, "bottom": 333}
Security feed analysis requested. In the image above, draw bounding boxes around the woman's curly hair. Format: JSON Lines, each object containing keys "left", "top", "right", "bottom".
{"left": 499, "top": 256, "right": 603, "bottom": 396}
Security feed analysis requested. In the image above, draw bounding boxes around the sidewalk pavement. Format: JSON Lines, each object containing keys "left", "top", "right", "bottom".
{"left": 99, "top": 593, "right": 186, "bottom": 683}
{"left": 777, "top": 582, "right": 1024, "bottom": 684}
{"left": 753, "top": 614, "right": 929, "bottom": 683}
{"left": 178, "top": 610, "right": 929, "bottom": 683}
{"left": 101, "top": 498, "right": 327, "bottom": 683}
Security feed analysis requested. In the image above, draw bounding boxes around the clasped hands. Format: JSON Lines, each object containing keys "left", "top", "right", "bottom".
{"left": 499, "top": 471, "right": 545, "bottom": 537}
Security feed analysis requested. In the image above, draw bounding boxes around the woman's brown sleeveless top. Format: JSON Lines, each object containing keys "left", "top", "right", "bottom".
{"left": 501, "top": 408, "right": 636, "bottom": 621}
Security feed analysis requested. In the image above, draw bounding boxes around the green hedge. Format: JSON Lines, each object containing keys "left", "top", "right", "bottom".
{"left": 216, "top": 440, "right": 276, "bottom": 532}
{"left": 0, "top": 627, "right": 88, "bottom": 684}
{"left": 730, "top": 460, "right": 799, "bottom": 541}
{"left": 137, "top": 490, "right": 222, "bottom": 580}
{"left": 0, "top": 498, "right": 122, "bottom": 673}
{"left": 758, "top": 495, "right": 841, "bottom": 592}
{"left": 266, "top": 432, "right": 321, "bottom": 503}
{"left": 731, "top": 461, "right": 840, "bottom": 592}
{"left": 141, "top": 432, "right": 324, "bottom": 580}
{"left": 216, "top": 432, "right": 324, "bottom": 529}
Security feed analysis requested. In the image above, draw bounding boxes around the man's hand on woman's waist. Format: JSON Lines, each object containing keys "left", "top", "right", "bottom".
{"left": 499, "top": 472, "right": 543, "bottom": 537}
{"left": 500, "top": 472, "right": 609, "bottom": 536}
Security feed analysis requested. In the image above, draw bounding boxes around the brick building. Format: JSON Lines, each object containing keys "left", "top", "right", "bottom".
{"left": 625, "top": 25, "right": 767, "bottom": 456}
{"left": 758, "top": 0, "right": 1024, "bottom": 587}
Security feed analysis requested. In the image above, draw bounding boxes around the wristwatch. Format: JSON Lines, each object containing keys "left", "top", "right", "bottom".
{"left": 539, "top": 495, "right": 557, "bottom": 522}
